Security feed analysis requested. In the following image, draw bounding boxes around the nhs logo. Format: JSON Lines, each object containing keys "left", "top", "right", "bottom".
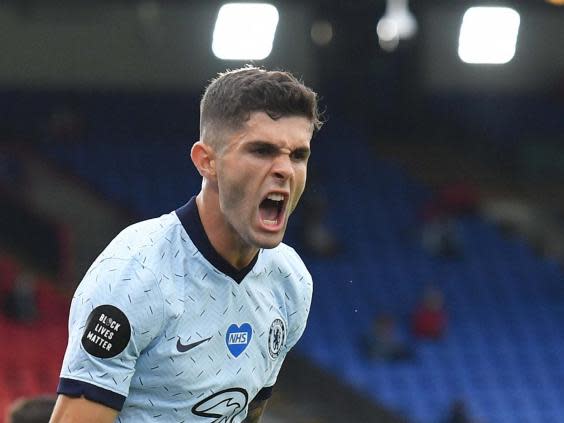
{"left": 228, "top": 332, "right": 248, "bottom": 345}
{"left": 226, "top": 323, "right": 252, "bottom": 358}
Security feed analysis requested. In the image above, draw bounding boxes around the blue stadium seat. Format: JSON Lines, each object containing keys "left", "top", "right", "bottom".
{"left": 27, "top": 92, "right": 564, "bottom": 423}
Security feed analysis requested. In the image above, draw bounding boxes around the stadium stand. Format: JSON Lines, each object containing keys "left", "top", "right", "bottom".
{"left": 4, "top": 92, "right": 564, "bottom": 423}
{"left": 295, "top": 123, "right": 564, "bottom": 423}
{"left": 0, "top": 255, "right": 68, "bottom": 419}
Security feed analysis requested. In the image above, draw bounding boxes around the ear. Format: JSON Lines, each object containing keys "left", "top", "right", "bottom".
{"left": 191, "top": 141, "right": 217, "bottom": 179}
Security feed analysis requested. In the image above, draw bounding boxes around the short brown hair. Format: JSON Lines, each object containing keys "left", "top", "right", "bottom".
{"left": 200, "top": 66, "right": 322, "bottom": 148}
{"left": 8, "top": 395, "right": 56, "bottom": 423}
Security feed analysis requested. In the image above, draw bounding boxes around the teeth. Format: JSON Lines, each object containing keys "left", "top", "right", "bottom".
{"left": 263, "top": 219, "right": 278, "bottom": 225}
{"left": 267, "top": 193, "right": 284, "bottom": 202}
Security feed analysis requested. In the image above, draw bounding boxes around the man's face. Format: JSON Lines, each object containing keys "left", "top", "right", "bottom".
{"left": 214, "top": 112, "right": 313, "bottom": 250}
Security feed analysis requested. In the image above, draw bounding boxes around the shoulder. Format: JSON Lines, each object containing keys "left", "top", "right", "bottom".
{"left": 262, "top": 243, "right": 313, "bottom": 299}
{"left": 89, "top": 212, "right": 192, "bottom": 289}
{"left": 74, "top": 212, "right": 189, "bottom": 326}
{"left": 270, "top": 243, "right": 311, "bottom": 279}
{"left": 98, "top": 212, "right": 186, "bottom": 265}
{"left": 261, "top": 243, "right": 313, "bottom": 305}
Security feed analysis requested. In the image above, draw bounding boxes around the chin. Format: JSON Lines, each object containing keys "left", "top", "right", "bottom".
{"left": 260, "top": 242, "right": 282, "bottom": 250}
{"left": 254, "top": 233, "right": 285, "bottom": 249}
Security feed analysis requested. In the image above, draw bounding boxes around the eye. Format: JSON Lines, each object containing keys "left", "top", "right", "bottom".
{"left": 254, "top": 147, "right": 270, "bottom": 155}
{"left": 251, "top": 144, "right": 276, "bottom": 156}
{"left": 291, "top": 149, "right": 310, "bottom": 162}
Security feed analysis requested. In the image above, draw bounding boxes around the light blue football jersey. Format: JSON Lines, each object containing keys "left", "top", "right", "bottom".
{"left": 58, "top": 197, "right": 313, "bottom": 422}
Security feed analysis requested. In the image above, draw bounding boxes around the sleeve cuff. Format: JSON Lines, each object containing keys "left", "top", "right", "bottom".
{"left": 254, "top": 386, "right": 273, "bottom": 401}
{"left": 57, "top": 378, "right": 127, "bottom": 411}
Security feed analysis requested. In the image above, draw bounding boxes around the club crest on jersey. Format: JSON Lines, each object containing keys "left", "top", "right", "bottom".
{"left": 268, "top": 318, "right": 286, "bottom": 360}
{"left": 226, "top": 323, "right": 252, "bottom": 358}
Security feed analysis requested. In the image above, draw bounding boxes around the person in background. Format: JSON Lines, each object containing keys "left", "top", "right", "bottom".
{"left": 6, "top": 395, "right": 56, "bottom": 423}
{"left": 412, "top": 285, "right": 447, "bottom": 340}
{"left": 3, "top": 270, "right": 37, "bottom": 322}
{"left": 300, "top": 189, "right": 340, "bottom": 258}
{"left": 363, "top": 313, "right": 414, "bottom": 362}
{"left": 441, "top": 399, "right": 479, "bottom": 423}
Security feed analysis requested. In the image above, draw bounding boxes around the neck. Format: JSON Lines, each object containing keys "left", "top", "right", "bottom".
{"left": 195, "top": 191, "right": 258, "bottom": 270}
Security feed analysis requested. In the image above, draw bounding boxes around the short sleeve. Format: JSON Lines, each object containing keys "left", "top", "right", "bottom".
{"left": 58, "top": 256, "right": 164, "bottom": 409}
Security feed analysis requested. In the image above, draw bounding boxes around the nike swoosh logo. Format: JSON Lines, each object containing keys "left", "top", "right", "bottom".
{"left": 176, "top": 336, "right": 212, "bottom": 353}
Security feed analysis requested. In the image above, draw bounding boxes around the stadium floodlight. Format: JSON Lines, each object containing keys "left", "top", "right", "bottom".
{"left": 212, "top": 3, "right": 279, "bottom": 60}
{"left": 458, "top": 7, "right": 521, "bottom": 64}
{"left": 377, "top": 17, "right": 400, "bottom": 52}
{"left": 377, "top": 0, "right": 417, "bottom": 41}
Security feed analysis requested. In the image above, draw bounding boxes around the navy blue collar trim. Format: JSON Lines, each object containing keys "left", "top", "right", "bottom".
{"left": 175, "top": 197, "right": 259, "bottom": 284}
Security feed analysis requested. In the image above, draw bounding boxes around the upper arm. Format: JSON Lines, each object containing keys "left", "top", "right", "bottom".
{"left": 59, "top": 257, "right": 164, "bottom": 405}
{"left": 49, "top": 395, "right": 118, "bottom": 423}
{"left": 243, "top": 397, "right": 269, "bottom": 423}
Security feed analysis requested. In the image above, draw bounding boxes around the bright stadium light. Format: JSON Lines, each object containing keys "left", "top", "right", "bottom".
{"left": 458, "top": 7, "right": 521, "bottom": 64}
{"left": 377, "top": 17, "right": 400, "bottom": 52}
{"left": 377, "top": 0, "right": 417, "bottom": 42}
{"left": 212, "top": 3, "right": 279, "bottom": 60}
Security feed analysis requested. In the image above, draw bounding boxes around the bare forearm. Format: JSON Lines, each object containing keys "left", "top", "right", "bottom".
{"left": 49, "top": 395, "right": 118, "bottom": 423}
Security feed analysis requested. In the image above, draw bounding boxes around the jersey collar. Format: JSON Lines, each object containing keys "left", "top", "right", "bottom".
{"left": 175, "top": 197, "right": 259, "bottom": 284}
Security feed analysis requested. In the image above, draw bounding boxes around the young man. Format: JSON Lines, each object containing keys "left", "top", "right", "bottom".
{"left": 50, "top": 66, "right": 322, "bottom": 423}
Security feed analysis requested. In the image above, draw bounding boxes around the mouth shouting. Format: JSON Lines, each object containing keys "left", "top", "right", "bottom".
{"left": 258, "top": 192, "right": 287, "bottom": 230}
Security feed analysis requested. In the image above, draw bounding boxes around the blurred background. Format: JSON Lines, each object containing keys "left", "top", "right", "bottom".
{"left": 1, "top": 0, "right": 564, "bottom": 422}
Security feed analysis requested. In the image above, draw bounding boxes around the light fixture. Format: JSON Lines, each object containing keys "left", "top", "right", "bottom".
{"left": 377, "top": 17, "right": 400, "bottom": 52}
{"left": 377, "top": 0, "right": 417, "bottom": 42}
{"left": 458, "top": 7, "right": 521, "bottom": 64}
{"left": 212, "top": 3, "right": 279, "bottom": 60}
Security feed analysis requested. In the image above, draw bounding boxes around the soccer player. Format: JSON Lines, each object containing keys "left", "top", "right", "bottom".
{"left": 49, "top": 66, "right": 323, "bottom": 423}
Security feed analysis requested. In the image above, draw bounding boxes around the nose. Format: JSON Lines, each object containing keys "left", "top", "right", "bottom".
{"left": 272, "top": 154, "right": 294, "bottom": 181}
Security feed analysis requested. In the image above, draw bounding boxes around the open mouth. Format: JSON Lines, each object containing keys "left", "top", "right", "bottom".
{"left": 259, "top": 193, "right": 286, "bottom": 227}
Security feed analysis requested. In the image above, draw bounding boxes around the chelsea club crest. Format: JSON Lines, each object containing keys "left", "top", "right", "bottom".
{"left": 268, "top": 318, "right": 286, "bottom": 359}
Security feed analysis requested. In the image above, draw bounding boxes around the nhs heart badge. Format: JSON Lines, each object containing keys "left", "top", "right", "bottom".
{"left": 226, "top": 323, "right": 252, "bottom": 358}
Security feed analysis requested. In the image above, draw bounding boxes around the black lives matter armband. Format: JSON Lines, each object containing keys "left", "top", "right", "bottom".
{"left": 81, "top": 305, "right": 131, "bottom": 358}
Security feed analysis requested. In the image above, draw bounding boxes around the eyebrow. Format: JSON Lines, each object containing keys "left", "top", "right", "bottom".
{"left": 246, "top": 140, "right": 311, "bottom": 155}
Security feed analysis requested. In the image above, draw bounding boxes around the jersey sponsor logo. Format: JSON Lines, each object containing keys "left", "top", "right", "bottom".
{"left": 176, "top": 336, "right": 212, "bottom": 353}
{"left": 81, "top": 304, "right": 131, "bottom": 358}
{"left": 191, "top": 387, "right": 248, "bottom": 422}
{"left": 225, "top": 323, "right": 252, "bottom": 357}
{"left": 268, "top": 318, "right": 286, "bottom": 359}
